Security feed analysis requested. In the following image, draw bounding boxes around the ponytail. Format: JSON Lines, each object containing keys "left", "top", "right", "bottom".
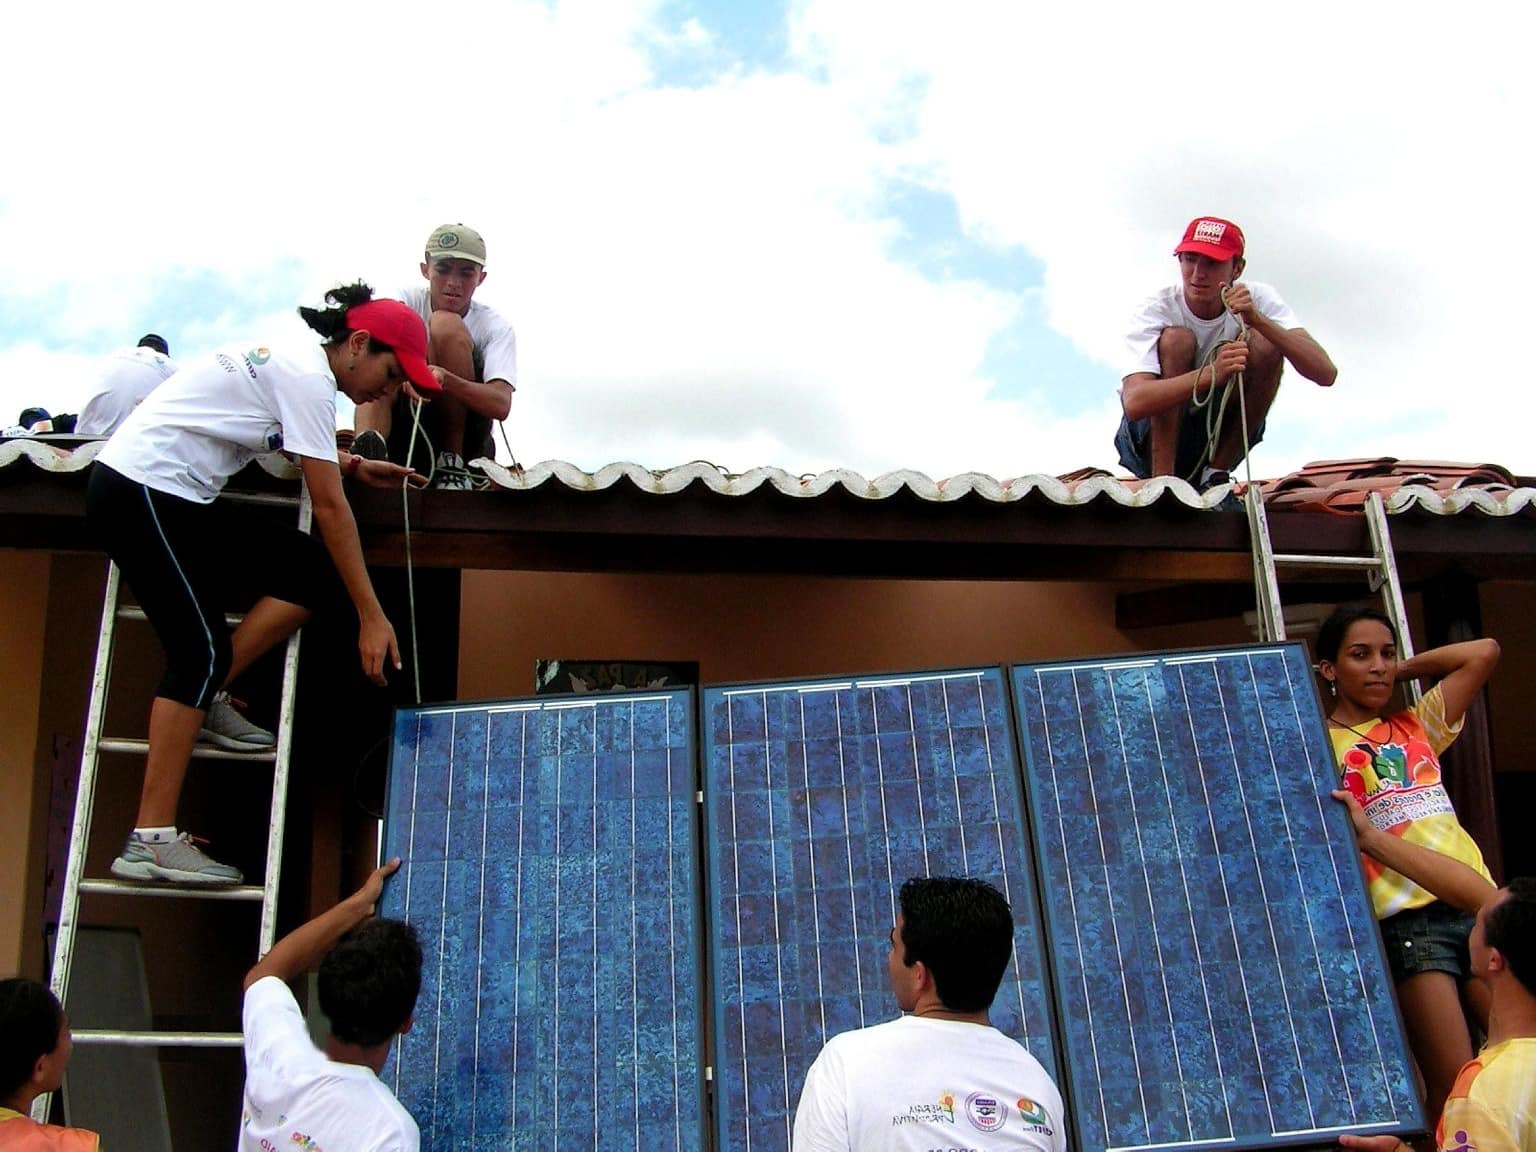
{"left": 298, "top": 282, "right": 377, "bottom": 344}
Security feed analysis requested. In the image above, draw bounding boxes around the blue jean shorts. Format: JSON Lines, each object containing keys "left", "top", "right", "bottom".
{"left": 1379, "top": 901, "right": 1473, "bottom": 982}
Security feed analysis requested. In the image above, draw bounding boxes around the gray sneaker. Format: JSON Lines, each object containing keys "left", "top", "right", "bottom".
{"left": 431, "top": 450, "right": 476, "bottom": 491}
{"left": 110, "top": 833, "right": 243, "bottom": 886}
{"left": 199, "top": 692, "right": 275, "bottom": 751}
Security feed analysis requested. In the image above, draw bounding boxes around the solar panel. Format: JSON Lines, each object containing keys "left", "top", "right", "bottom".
{"left": 378, "top": 690, "right": 705, "bottom": 1152}
{"left": 701, "top": 668, "right": 1058, "bottom": 1152}
{"left": 1010, "top": 645, "right": 1423, "bottom": 1152}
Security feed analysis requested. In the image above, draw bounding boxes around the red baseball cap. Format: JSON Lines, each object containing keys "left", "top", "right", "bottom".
{"left": 1174, "top": 217, "right": 1244, "bottom": 261}
{"left": 345, "top": 300, "right": 442, "bottom": 395}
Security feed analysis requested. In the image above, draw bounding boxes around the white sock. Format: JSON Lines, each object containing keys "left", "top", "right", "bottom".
{"left": 133, "top": 826, "right": 178, "bottom": 843}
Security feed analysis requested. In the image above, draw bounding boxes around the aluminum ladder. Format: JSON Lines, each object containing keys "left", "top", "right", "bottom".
{"left": 1245, "top": 485, "right": 1416, "bottom": 668}
{"left": 35, "top": 487, "right": 312, "bottom": 1120}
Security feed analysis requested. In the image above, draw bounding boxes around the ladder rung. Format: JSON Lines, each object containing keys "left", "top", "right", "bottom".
{"left": 97, "top": 738, "right": 276, "bottom": 763}
{"left": 78, "top": 879, "right": 265, "bottom": 900}
{"left": 1272, "top": 554, "right": 1382, "bottom": 570}
{"left": 73, "top": 1028, "right": 244, "bottom": 1047}
{"left": 117, "top": 605, "right": 244, "bottom": 627}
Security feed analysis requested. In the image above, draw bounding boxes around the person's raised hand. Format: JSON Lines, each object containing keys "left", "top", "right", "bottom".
{"left": 356, "top": 458, "right": 427, "bottom": 489}
{"left": 1221, "top": 281, "right": 1255, "bottom": 322}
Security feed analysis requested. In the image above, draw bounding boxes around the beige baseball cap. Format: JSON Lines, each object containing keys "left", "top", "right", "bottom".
{"left": 425, "top": 223, "right": 487, "bottom": 266}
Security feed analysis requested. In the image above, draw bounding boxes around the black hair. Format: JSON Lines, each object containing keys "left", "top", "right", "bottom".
{"left": 0, "top": 978, "right": 64, "bottom": 1098}
{"left": 1486, "top": 876, "right": 1536, "bottom": 989}
{"left": 137, "top": 333, "right": 169, "bottom": 355}
{"left": 897, "top": 876, "right": 1014, "bottom": 1013}
{"left": 317, "top": 918, "right": 422, "bottom": 1047}
{"left": 1316, "top": 604, "right": 1398, "bottom": 663}
{"left": 297, "top": 282, "right": 387, "bottom": 355}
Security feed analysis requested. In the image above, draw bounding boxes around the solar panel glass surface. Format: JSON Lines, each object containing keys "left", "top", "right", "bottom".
{"left": 702, "top": 668, "right": 1058, "bottom": 1152}
{"left": 1011, "top": 646, "right": 1423, "bottom": 1152}
{"left": 379, "top": 691, "right": 704, "bottom": 1152}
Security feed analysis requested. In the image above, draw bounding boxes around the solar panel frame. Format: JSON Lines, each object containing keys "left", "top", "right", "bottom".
{"left": 700, "top": 666, "right": 1061, "bottom": 1152}
{"left": 378, "top": 689, "right": 708, "bottom": 1152}
{"left": 1009, "top": 644, "right": 1425, "bottom": 1152}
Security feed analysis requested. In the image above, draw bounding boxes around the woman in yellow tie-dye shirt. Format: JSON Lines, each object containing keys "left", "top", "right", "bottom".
{"left": 1317, "top": 604, "right": 1501, "bottom": 1124}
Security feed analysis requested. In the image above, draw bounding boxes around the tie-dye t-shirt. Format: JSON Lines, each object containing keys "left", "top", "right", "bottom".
{"left": 1438, "top": 1038, "right": 1536, "bottom": 1152}
{"left": 1328, "top": 684, "right": 1493, "bottom": 919}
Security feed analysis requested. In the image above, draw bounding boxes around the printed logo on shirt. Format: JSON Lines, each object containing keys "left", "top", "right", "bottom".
{"left": 1017, "top": 1096, "right": 1054, "bottom": 1133}
{"left": 964, "top": 1092, "right": 1006, "bottom": 1132}
{"left": 1443, "top": 1129, "right": 1473, "bottom": 1152}
{"left": 1337, "top": 727, "right": 1455, "bottom": 832}
{"left": 265, "top": 424, "right": 284, "bottom": 452}
{"left": 891, "top": 1091, "right": 957, "bottom": 1127}
{"left": 248, "top": 347, "right": 271, "bottom": 366}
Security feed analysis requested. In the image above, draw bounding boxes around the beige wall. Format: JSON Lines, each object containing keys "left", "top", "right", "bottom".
{"left": 0, "top": 550, "right": 51, "bottom": 976}
{"left": 458, "top": 571, "right": 1135, "bottom": 697}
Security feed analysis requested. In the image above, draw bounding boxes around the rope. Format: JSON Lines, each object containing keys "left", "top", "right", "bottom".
{"left": 1184, "top": 287, "right": 1256, "bottom": 492}
{"left": 399, "top": 399, "right": 434, "bottom": 705}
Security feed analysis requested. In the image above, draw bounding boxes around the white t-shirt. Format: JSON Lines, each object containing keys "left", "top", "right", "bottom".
{"left": 399, "top": 284, "right": 517, "bottom": 388}
{"left": 239, "top": 976, "right": 419, "bottom": 1152}
{"left": 1122, "top": 280, "right": 1299, "bottom": 382}
{"left": 76, "top": 346, "right": 179, "bottom": 436}
{"left": 97, "top": 343, "right": 339, "bottom": 504}
{"left": 792, "top": 1015, "right": 1066, "bottom": 1152}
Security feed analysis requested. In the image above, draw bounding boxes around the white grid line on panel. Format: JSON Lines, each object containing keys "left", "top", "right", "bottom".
{"left": 1283, "top": 670, "right": 1400, "bottom": 1122}
{"left": 1071, "top": 670, "right": 1153, "bottom": 1136}
{"left": 1108, "top": 669, "right": 1187, "bottom": 1141}
{"left": 472, "top": 714, "right": 492, "bottom": 1144}
{"left": 430, "top": 712, "right": 457, "bottom": 1144}
{"left": 1247, "top": 652, "right": 1344, "bottom": 1127}
{"left": 939, "top": 678, "right": 971, "bottom": 875}
{"left": 1108, "top": 1136, "right": 1239, "bottom": 1152}
{"left": 631, "top": 705, "right": 641, "bottom": 1146}
{"left": 903, "top": 683, "right": 933, "bottom": 877}
{"left": 870, "top": 689, "right": 898, "bottom": 936}
{"left": 721, "top": 682, "right": 851, "bottom": 697}
{"left": 554, "top": 708, "right": 565, "bottom": 1145}
{"left": 1212, "top": 663, "right": 1314, "bottom": 1130}
{"left": 725, "top": 695, "right": 751, "bottom": 1152}
{"left": 761, "top": 693, "right": 792, "bottom": 1150}
{"left": 1035, "top": 668, "right": 1112, "bottom": 1146}
{"left": 395, "top": 713, "right": 424, "bottom": 1095}
{"left": 1139, "top": 669, "right": 1232, "bottom": 1143}
{"left": 834, "top": 692, "right": 867, "bottom": 1026}
{"left": 590, "top": 708, "right": 601, "bottom": 1152}
{"left": 974, "top": 673, "right": 1029, "bottom": 1040}
{"left": 1178, "top": 662, "right": 1275, "bottom": 1135}
{"left": 798, "top": 692, "right": 829, "bottom": 1047}
{"left": 512, "top": 714, "right": 528, "bottom": 1129}
{"left": 666, "top": 701, "right": 683, "bottom": 1152}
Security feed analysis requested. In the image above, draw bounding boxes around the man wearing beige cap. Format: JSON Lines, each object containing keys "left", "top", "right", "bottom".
{"left": 352, "top": 223, "right": 517, "bottom": 489}
{"left": 1115, "top": 216, "right": 1336, "bottom": 486}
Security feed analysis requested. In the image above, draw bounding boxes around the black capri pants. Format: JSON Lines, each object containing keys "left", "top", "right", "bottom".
{"left": 87, "top": 463, "right": 331, "bottom": 710}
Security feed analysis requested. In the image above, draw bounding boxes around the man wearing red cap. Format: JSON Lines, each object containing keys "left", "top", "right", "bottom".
{"left": 1115, "top": 217, "right": 1336, "bottom": 484}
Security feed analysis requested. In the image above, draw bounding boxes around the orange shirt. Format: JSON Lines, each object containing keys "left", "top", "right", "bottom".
{"left": 0, "top": 1108, "right": 99, "bottom": 1151}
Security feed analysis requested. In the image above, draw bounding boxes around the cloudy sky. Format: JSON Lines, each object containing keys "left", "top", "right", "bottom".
{"left": 2, "top": 1, "right": 1531, "bottom": 481}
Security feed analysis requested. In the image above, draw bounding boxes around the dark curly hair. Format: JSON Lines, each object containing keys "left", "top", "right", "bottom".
{"left": 318, "top": 918, "right": 423, "bottom": 1047}
{"left": 298, "top": 282, "right": 390, "bottom": 354}
{"left": 0, "top": 978, "right": 64, "bottom": 1098}
{"left": 897, "top": 876, "right": 1015, "bottom": 1013}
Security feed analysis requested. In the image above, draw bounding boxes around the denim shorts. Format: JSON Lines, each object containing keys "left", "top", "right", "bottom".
{"left": 1379, "top": 901, "right": 1473, "bottom": 982}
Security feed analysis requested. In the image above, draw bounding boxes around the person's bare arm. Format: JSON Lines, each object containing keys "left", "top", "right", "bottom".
{"left": 1332, "top": 790, "right": 1495, "bottom": 913}
{"left": 1225, "top": 282, "right": 1337, "bottom": 386}
{"left": 421, "top": 366, "right": 512, "bottom": 422}
{"left": 1121, "top": 342, "right": 1248, "bottom": 420}
{"left": 299, "top": 456, "right": 399, "bottom": 685}
{"left": 245, "top": 859, "right": 400, "bottom": 989}
{"left": 1396, "top": 639, "right": 1500, "bottom": 727}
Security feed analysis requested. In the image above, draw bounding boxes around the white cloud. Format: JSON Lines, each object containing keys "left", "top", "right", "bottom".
{"left": 3, "top": 0, "right": 1532, "bottom": 481}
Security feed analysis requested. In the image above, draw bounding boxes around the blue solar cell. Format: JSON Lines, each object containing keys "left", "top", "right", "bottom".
{"left": 1011, "top": 646, "right": 1423, "bottom": 1152}
{"left": 379, "top": 692, "right": 705, "bottom": 1152}
{"left": 702, "top": 669, "right": 1058, "bottom": 1152}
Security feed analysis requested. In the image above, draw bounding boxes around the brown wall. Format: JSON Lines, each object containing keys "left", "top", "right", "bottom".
{"left": 0, "top": 550, "right": 51, "bottom": 977}
{"left": 458, "top": 571, "right": 1134, "bottom": 697}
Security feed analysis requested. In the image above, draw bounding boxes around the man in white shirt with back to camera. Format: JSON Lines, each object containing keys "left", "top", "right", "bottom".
{"left": 76, "top": 334, "right": 178, "bottom": 436}
{"left": 793, "top": 875, "right": 1066, "bottom": 1152}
